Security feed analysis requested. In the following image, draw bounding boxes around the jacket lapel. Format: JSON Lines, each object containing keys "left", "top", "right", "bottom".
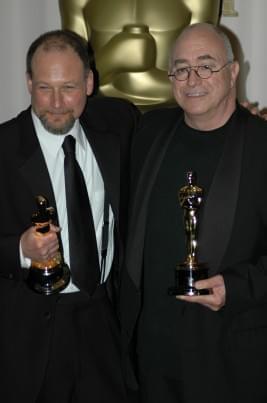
{"left": 80, "top": 116, "right": 120, "bottom": 221}
{"left": 18, "top": 109, "right": 57, "bottom": 219}
{"left": 127, "top": 112, "right": 184, "bottom": 289}
{"left": 198, "top": 107, "right": 247, "bottom": 274}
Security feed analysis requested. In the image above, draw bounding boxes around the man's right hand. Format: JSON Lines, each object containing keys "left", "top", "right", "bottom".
{"left": 20, "top": 224, "right": 60, "bottom": 262}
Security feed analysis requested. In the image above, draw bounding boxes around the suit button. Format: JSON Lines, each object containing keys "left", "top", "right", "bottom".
{"left": 44, "top": 312, "right": 52, "bottom": 320}
{"left": 8, "top": 273, "right": 14, "bottom": 279}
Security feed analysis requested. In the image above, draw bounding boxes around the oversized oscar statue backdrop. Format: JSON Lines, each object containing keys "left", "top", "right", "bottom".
{"left": 59, "top": 0, "right": 222, "bottom": 109}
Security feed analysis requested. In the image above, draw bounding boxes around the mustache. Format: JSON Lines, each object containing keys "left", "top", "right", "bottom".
{"left": 44, "top": 109, "right": 74, "bottom": 115}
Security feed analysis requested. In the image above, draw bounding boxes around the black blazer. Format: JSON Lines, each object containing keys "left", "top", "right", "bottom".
{"left": 0, "top": 96, "right": 140, "bottom": 402}
{"left": 121, "top": 104, "right": 267, "bottom": 403}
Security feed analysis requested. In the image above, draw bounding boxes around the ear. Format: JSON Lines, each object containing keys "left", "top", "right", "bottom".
{"left": 230, "top": 61, "right": 240, "bottom": 88}
{"left": 26, "top": 72, "right": 33, "bottom": 94}
{"left": 86, "top": 70, "right": 94, "bottom": 95}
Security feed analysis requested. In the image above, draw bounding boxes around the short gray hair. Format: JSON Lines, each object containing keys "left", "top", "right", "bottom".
{"left": 169, "top": 23, "right": 234, "bottom": 71}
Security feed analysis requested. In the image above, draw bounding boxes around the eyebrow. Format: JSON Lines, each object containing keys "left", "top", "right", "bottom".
{"left": 174, "top": 54, "right": 217, "bottom": 65}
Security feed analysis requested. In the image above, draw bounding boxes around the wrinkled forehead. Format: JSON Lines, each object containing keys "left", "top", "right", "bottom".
{"left": 172, "top": 28, "right": 227, "bottom": 65}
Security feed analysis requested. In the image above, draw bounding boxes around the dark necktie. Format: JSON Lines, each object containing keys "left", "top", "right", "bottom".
{"left": 62, "top": 135, "right": 100, "bottom": 294}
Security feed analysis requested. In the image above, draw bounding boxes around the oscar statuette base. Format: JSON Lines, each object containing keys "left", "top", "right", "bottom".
{"left": 168, "top": 262, "right": 209, "bottom": 296}
{"left": 26, "top": 263, "right": 70, "bottom": 295}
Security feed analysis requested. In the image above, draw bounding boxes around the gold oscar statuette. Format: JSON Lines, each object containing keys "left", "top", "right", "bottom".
{"left": 169, "top": 171, "right": 209, "bottom": 296}
{"left": 26, "top": 195, "right": 70, "bottom": 295}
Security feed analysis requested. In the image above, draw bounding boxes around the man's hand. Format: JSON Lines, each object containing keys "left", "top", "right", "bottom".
{"left": 20, "top": 224, "right": 60, "bottom": 262}
{"left": 241, "top": 100, "right": 267, "bottom": 120}
{"left": 176, "top": 274, "right": 226, "bottom": 311}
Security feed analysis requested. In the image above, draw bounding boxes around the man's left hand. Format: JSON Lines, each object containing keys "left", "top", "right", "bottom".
{"left": 176, "top": 274, "right": 226, "bottom": 311}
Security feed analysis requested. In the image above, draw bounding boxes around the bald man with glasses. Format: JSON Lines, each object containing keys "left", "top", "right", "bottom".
{"left": 121, "top": 23, "right": 267, "bottom": 403}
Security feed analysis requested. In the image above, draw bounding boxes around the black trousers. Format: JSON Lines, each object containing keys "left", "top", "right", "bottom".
{"left": 36, "top": 286, "right": 127, "bottom": 403}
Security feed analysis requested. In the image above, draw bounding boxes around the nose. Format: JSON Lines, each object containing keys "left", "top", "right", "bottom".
{"left": 51, "top": 89, "right": 63, "bottom": 108}
{"left": 187, "top": 68, "right": 201, "bottom": 87}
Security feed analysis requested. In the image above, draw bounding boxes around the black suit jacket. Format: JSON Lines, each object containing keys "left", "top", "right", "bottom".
{"left": 0, "top": 96, "right": 140, "bottom": 402}
{"left": 121, "top": 104, "right": 267, "bottom": 403}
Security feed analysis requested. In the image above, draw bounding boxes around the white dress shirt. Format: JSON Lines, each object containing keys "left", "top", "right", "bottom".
{"left": 20, "top": 110, "right": 114, "bottom": 293}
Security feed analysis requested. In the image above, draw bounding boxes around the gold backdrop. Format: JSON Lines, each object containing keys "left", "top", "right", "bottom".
{"left": 59, "top": 0, "right": 222, "bottom": 109}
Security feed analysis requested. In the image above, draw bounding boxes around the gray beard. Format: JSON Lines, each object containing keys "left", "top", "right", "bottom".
{"left": 39, "top": 114, "right": 75, "bottom": 135}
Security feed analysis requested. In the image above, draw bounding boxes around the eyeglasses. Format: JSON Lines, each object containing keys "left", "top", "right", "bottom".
{"left": 168, "top": 61, "right": 232, "bottom": 81}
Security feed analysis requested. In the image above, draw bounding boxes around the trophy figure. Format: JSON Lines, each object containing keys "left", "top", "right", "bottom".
{"left": 169, "top": 171, "right": 209, "bottom": 296}
{"left": 26, "top": 196, "right": 70, "bottom": 295}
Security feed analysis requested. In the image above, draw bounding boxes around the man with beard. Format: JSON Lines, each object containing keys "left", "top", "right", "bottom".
{"left": 0, "top": 30, "right": 139, "bottom": 403}
{"left": 121, "top": 23, "right": 267, "bottom": 403}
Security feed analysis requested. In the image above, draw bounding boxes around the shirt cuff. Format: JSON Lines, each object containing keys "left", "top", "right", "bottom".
{"left": 19, "top": 240, "right": 31, "bottom": 268}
